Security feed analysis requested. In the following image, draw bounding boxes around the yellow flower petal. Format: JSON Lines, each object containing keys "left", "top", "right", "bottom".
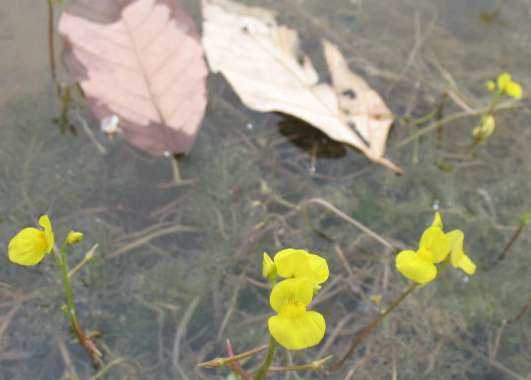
{"left": 274, "top": 249, "right": 308, "bottom": 278}
{"left": 274, "top": 249, "right": 329, "bottom": 284}
{"left": 307, "top": 253, "right": 329, "bottom": 284}
{"left": 262, "top": 252, "right": 276, "bottom": 280}
{"left": 455, "top": 253, "right": 476, "bottom": 275}
{"left": 497, "top": 72, "right": 511, "bottom": 90}
{"left": 38, "top": 215, "right": 55, "bottom": 252}
{"left": 419, "top": 227, "right": 449, "bottom": 263}
{"left": 8, "top": 227, "right": 48, "bottom": 266}
{"left": 431, "top": 212, "right": 443, "bottom": 229}
{"left": 270, "top": 278, "right": 313, "bottom": 315}
{"left": 505, "top": 82, "right": 522, "bottom": 99}
{"left": 396, "top": 250, "right": 437, "bottom": 284}
{"left": 447, "top": 230, "right": 476, "bottom": 275}
{"left": 268, "top": 310, "right": 326, "bottom": 350}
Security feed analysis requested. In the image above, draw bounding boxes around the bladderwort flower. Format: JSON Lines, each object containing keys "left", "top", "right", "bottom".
{"left": 496, "top": 72, "right": 522, "bottom": 100}
{"left": 262, "top": 248, "right": 329, "bottom": 288}
{"left": 487, "top": 72, "right": 523, "bottom": 99}
{"left": 8, "top": 215, "right": 55, "bottom": 266}
{"left": 261, "top": 249, "right": 329, "bottom": 352}
{"left": 268, "top": 277, "right": 326, "bottom": 350}
{"left": 395, "top": 213, "right": 476, "bottom": 284}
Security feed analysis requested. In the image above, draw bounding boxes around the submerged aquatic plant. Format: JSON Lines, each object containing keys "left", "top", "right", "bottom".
{"left": 7, "top": 215, "right": 101, "bottom": 365}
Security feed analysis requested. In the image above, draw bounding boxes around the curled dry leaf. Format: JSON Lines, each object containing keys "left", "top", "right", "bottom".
{"left": 59, "top": 0, "right": 208, "bottom": 155}
{"left": 202, "top": 0, "right": 402, "bottom": 173}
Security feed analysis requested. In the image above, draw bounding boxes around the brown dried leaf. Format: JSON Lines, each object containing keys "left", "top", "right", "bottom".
{"left": 201, "top": 0, "right": 401, "bottom": 173}
{"left": 59, "top": 0, "right": 208, "bottom": 155}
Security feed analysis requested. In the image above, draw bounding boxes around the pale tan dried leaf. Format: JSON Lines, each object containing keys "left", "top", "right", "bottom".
{"left": 59, "top": 0, "right": 208, "bottom": 155}
{"left": 201, "top": 0, "right": 401, "bottom": 173}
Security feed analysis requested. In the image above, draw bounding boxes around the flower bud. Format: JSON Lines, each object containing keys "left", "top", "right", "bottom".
{"left": 66, "top": 231, "right": 84, "bottom": 245}
{"left": 262, "top": 252, "right": 277, "bottom": 281}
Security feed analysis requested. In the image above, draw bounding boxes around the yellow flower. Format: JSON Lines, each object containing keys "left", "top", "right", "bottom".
{"left": 273, "top": 249, "right": 329, "bottom": 285}
{"left": 8, "top": 215, "right": 55, "bottom": 266}
{"left": 268, "top": 278, "right": 326, "bottom": 350}
{"left": 262, "top": 252, "right": 277, "bottom": 281}
{"left": 66, "top": 231, "right": 84, "bottom": 245}
{"left": 497, "top": 72, "right": 523, "bottom": 99}
{"left": 446, "top": 230, "right": 476, "bottom": 275}
{"left": 395, "top": 223, "right": 450, "bottom": 285}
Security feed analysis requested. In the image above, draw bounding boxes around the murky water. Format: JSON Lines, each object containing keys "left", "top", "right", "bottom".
{"left": 1, "top": 0, "right": 530, "bottom": 379}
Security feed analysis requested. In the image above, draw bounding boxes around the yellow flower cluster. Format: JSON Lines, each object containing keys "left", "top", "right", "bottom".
{"left": 486, "top": 72, "right": 523, "bottom": 99}
{"left": 7, "top": 215, "right": 84, "bottom": 266}
{"left": 262, "top": 249, "right": 328, "bottom": 350}
{"left": 395, "top": 213, "right": 476, "bottom": 285}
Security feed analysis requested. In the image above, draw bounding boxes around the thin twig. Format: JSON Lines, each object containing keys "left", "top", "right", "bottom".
{"left": 394, "top": 102, "right": 522, "bottom": 148}
{"left": 172, "top": 297, "right": 201, "bottom": 380}
{"left": 301, "top": 198, "right": 395, "bottom": 250}
{"left": 226, "top": 340, "right": 252, "bottom": 380}
{"left": 57, "top": 337, "right": 80, "bottom": 380}
{"left": 332, "top": 283, "right": 418, "bottom": 370}
{"left": 198, "top": 344, "right": 268, "bottom": 368}
{"left": 217, "top": 273, "right": 245, "bottom": 341}
{"left": 47, "top": 0, "right": 56, "bottom": 80}
{"left": 497, "top": 217, "right": 528, "bottom": 261}
{"left": 75, "top": 112, "right": 108, "bottom": 155}
{"left": 90, "top": 358, "right": 136, "bottom": 380}
{"left": 68, "top": 244, "right": 98, "bottom": 278}
{"left": 108, "top": 224, "right": 196, "bottom": 259}
{"left": 268, "top": 355, "right": 333, "bottom": 372}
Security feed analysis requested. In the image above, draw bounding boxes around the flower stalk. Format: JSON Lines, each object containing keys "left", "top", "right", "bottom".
{"left": 54, "top": 243, "right": 102, "bottom": 366}
{"left": 332, "top": 283, "right": 418, "bottom": 370}
{"left": 254, "top": 336, "right": 277, "bottom": 380}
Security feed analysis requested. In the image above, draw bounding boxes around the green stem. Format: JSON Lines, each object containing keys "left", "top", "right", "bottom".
{"left": 53, "top": 244, "right": 102, "bottom": 366}
{"left": 57, "top": 245, "right": 79, "bottom": 325}
{"left": 254, "top": 336, "right": 277, "bottom": 380}
{"left": 332, "top": 283, "right": 418, "bottom": 370}
{"left": 394, "top": 102, "right": 521, "bottom": 149}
